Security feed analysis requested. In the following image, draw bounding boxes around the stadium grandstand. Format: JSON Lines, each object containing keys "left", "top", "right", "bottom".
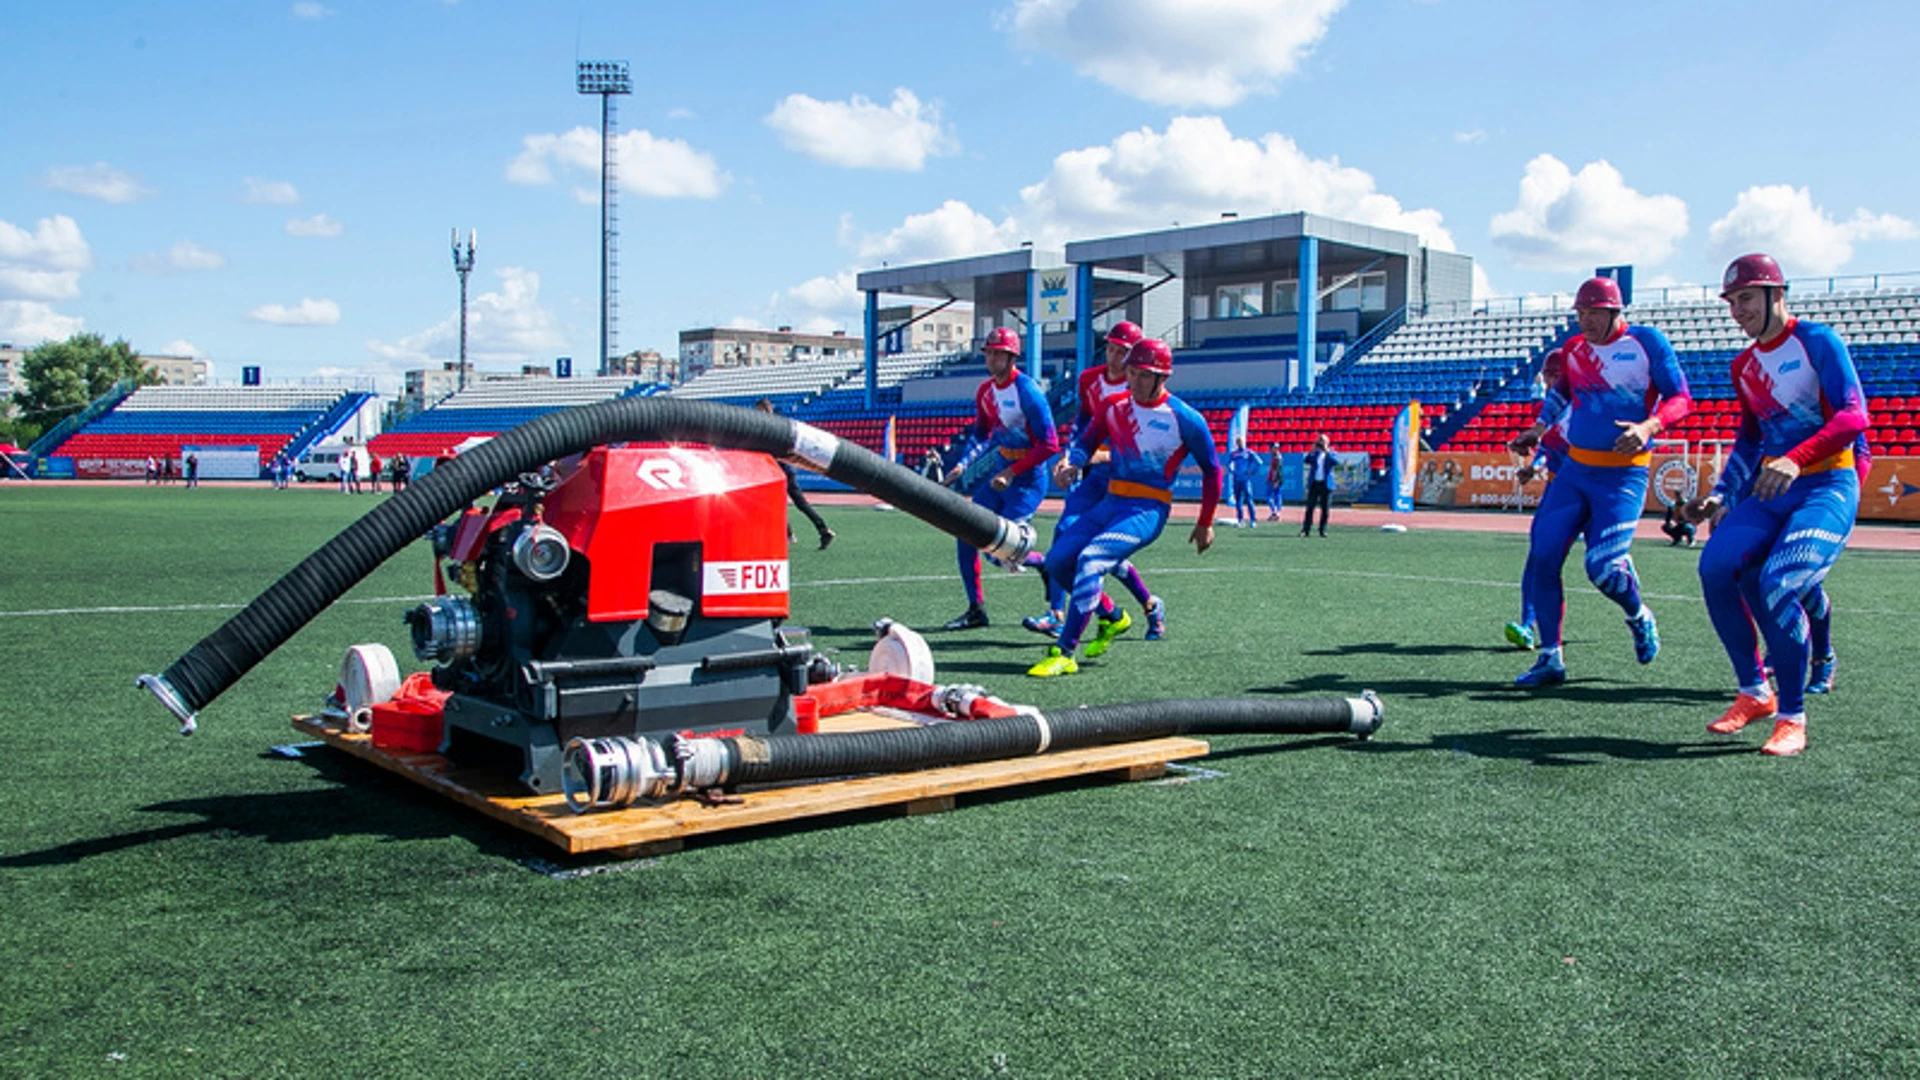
{"left": 37, "top": 384, "right": 375, "bottom": 479}
{"left": 37, "top": 210, "right": 1920, "bottom": 495}
{"left": 368, "top": 375, "right": 665, "bottom": 460}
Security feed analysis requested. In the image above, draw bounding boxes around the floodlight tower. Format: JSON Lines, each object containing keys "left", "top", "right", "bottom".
{"left": 577, "top": 60, "right": 632, "bottom": 376}
{"left": 451, "top": 228, "right": 477, "bottom": 392}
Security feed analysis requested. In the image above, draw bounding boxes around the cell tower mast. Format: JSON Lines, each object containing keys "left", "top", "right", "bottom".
{"left": 451, "top": 228, "right": 477, "bottom": 392}
{"left": 577, "top": 60, "right": 632, "bottom": 376}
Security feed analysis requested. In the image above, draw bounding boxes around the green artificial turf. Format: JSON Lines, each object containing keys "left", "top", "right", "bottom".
{"left": 1, "top": 485, "right": 1916, "bottom": 1077}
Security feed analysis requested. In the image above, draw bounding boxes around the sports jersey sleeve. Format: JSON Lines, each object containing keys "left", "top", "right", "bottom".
{"left": 1533, "top": 347, "right": 1570, "bottom": 427}
{"left": 1069, "top": 404, "right": 1110, "bottom": 469}
{"left": 1005, "top": 375, "right": 1060, "bottom": 476}
{"left": 1635, "top": 326, "right": 1693, "bottom": 431}
{"left": 1176, "top": 402, "right": 1223, "bottom": 528}
{"left": 1786, "top": 323, "right": 1868, "bottom": 468}
{"left": 1072, "top": 368, "right": 1103, "bottom": 442}
{"left": 946, "top": 383, "right": 995, "bottom": 473}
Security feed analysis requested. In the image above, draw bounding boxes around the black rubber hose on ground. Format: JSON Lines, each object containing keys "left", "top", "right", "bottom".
{"left": 666, "top": 694, "right": 1383, "bottom": 795}
{"left": 138, "top": 397, "right": 1033, "bottom": 733}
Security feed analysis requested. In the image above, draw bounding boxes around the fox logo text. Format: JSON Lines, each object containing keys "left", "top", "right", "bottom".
{"left": 703, "top": 560, "right": 789, "bottom": 595}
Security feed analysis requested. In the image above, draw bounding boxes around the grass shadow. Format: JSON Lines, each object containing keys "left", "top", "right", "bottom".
{"left": 0, "top": 749, "right": 532, "bottom": 869}
{"left": 1357, "top": 727, "right": 1758, "bottom": 767}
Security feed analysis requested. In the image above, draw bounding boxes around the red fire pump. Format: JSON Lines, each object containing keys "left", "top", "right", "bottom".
{"left": 405, "top": 445, "right": 825, "bottom": 795}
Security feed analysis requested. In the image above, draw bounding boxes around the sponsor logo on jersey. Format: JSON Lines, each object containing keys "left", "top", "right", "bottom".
{"left": 703, "top": 560, "right": 788, "bottom": 595}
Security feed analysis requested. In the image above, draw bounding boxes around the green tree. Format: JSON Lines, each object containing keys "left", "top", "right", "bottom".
{"left": 14, "top": 333, "right": 159, "bottom": 434}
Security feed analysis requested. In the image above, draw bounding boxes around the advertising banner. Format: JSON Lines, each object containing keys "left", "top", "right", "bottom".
{"left": 1859, "top": 457, "right": 1920, "bottom": 521}
{"left": 1389, "top": 400, "right": 1420, "bottom": 513}
{"left": 181, "top": 445, "right": 263, "bottom": 481}
{"left": 73, "top": 456, "right": 151, "bottom": 480}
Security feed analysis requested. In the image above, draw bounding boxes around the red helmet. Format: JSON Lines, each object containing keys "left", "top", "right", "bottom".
{"left": 1572, "top": 276, "right": 1625, "bottom": 311}
{"left": 1124, "top": 338, "right": 1173, "bottom": 376}
{"left": 1104, "top": 321, "right": 1143, "bottom": 349}
{"left": 982, "top": 327, "right": 1021, "bottom": 358}
{"left": 1720, "top": 253, "right": 1787, "bottom": 297}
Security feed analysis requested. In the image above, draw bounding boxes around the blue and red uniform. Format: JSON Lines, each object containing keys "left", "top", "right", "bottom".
{"left": 1521, "top": 323, "right": 1691, "bottom": 670}
{"left": 1699, "top": 317, "right": 1867, "bottom": 718}
{"left": 1047, "top": 389, "right": 1220, "bottom": 655}
{"left": 1041, "top": 364, "right": 1155, "bottom": 618}
{"left": 948, "top": 364, "right": 1058, "bottom": 607}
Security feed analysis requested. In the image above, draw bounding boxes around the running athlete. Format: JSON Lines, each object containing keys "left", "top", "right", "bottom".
{"left": 939, "top": 327, "right": 1057, "bottom": 630}
{"left": 1029, "top": 339, "right": 1221, "bottom": 677}
{"left": 1021, "top": 321, "right": 1166, "bottom": 645}
{"left": 1506, "top": 377, "right": 1572, "bottom": 649}
{"left": 1504, "top": 346, "right": 1568, "bottom": 650}
{"left": 1682, "top": 254, "right": 1868, "bottom": 756}
{"left": 1507, "top": 276, "right": 1691, "bottom": 687}
{"left": 1227, "top": 439, "right": 1259, "bottom": 528}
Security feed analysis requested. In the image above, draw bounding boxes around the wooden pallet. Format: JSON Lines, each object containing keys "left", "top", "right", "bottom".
{"left": 291, "top": 712, "right": 1210, "bottom": 858}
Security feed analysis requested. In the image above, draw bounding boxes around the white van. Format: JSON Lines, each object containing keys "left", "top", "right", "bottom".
{"left": 296, "top": 444, "right": 363, "bottom": 483}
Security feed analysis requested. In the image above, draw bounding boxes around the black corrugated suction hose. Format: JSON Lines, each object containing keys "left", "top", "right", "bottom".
{"left": 685, "top": 695, "right": 1382, "bottom": 790}
{"left": 138, "top": 397, "right": 1033, "bottom": 733}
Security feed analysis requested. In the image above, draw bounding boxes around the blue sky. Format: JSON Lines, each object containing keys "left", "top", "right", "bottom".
{"left": 4, "top": 0, "right": 1917, "bottom": 389}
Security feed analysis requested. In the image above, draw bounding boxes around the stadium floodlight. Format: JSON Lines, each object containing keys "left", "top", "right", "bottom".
{"left": 578, "top": 60, "right": 633, "bottom": 376}
{"left": 452, "top": 228, "right": 477, "bottom": 392}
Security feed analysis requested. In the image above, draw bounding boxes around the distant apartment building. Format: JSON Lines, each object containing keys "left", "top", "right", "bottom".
{"left": 608, "top": 348, "right": 674, "bottom": 385}
{"left": 876, "top": 303, "right": 974, "bottom": 354}
{"left": 141, "top": 353, "right": 209, "bottom": 386}
{"left": 0, "top": 344, "right": 22, "bottom": 408}
{"left": 402, "top": 362, "right": 474, "bottom": 412}
{"left": 676, "top": 326, "right": 862, "bottom": 382}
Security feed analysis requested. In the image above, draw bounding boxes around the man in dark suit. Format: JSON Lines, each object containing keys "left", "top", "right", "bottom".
{"left": 1300, "top": 434, "right": 1335, "bottom": 537}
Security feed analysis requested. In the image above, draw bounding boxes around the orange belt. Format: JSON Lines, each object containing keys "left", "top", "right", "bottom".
{"left": 998, "top": 446, "right": 1025, "bottom": 460}
{"left": 1108, "top": 479, "right": 1173, "bottom": 504}
{"left": 1779, "top": 448, "right": 1855, "bottom": 475}
{"left": 1567, "top": 445, "right": 1653, "bottom": 468}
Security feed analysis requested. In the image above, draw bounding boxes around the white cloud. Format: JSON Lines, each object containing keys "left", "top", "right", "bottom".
{"left": 1488, "top": 154, "right": 1688, "bottom": 271}
{"left": 1453, "top": 129, "right": 1487, "bottom": 145}
{"left": 286, "top": 213, "right": 343, "bottom": 237}
{"left": 42, "top": 163, "right": 154, "bottom": 203}
{"left": 157, "top": 339, "right": 204, "bottom": 358}
{"left": 506, "top": 126, "right": 728, "bottom": 199}
{"left": 291, "top": 2, "right": 334, "bottom": 17}
{"left": 667, "top": 107, "right": 696, "bottom": 120}
{"left": 133, "top": 240, "right": 227, "bottom": 274}
{"left": 1707, "top": 184, "right": 1917, "bottom": 276}
{"left": 848, "top": 200, "right": 1026, "bottom": 263}
{"left": 366, "top": 267, "right": 564, "bottom": 365}
{"left": 742, "top": 271, "right": 863, "bottom": 335}
{"left": 249, "top": 298, "right": 340, "bottom": 326}
{"left": 1017, "top": 115, "right": 1456, "bottom": 251}
{"left": 0, "top": 301, "right": 85, "bottom": 344}
{"left": 241, "top": 177, "right": 300, "bottom": 204}
{"left": 765, "top": 89, "right": 955, "bottom": 171}
{"left": 1003, "top": 0, "right": 1347, "bottom": 107}
{"left": 0, "top": 214, "right": 92, "bottom": 301}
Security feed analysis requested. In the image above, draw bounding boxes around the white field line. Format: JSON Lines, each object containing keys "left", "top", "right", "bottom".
{"left": 6, "top": 564, "right": 1917, "bottom": 619}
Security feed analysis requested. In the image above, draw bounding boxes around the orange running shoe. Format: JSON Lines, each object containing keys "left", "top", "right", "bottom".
{"left": 1761, "top": 719, "right": 1808, "bottom": 757}
{"left": 1707, "top": 692, "right": 1777, "bottom": 735}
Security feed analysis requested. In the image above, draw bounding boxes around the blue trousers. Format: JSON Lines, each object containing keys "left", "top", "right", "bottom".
{"left": 958, "top": 468, "right": 1049, "bottom": 607}
{"left": 1045, "top": 495, "right": 1169, "bottom": 652}
{"left": 1523, "top": 458, "right": 1648, "bottom": 649}
{"left": 1044, "top": 465, "right": 1150, "bottom": 613}
{"left": 1699, "top": 469, "right": 1859, "bottom": 716}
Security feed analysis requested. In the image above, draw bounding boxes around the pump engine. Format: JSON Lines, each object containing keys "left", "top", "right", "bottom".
{"left": 407, "top": 444, "right": 816, "bottom": 794}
